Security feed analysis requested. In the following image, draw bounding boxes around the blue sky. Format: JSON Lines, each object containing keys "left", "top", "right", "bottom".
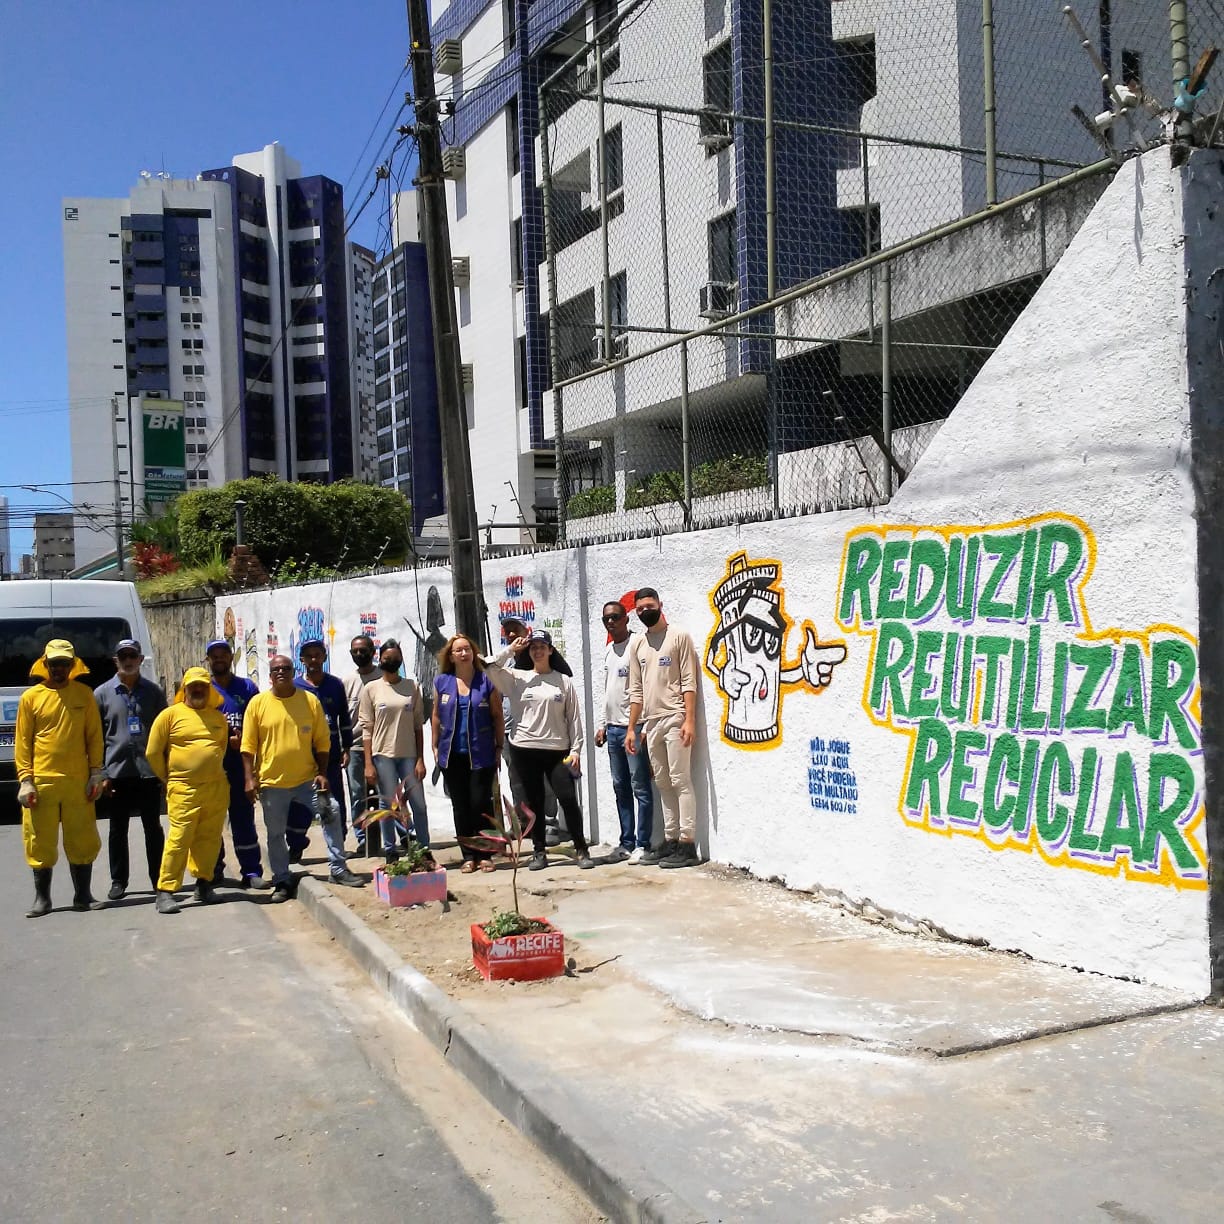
{"left": 0, "top": 0, "right": 414, "bottom": 563}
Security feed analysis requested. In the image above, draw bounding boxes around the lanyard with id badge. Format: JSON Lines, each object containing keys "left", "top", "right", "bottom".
{"left": 123, "top": 688, "right": 144, "bottom": 741}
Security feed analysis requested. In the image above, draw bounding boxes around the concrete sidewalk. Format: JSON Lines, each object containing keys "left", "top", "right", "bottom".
{"left": 292, "top": 835, "right": 1221, "bottom": 1222}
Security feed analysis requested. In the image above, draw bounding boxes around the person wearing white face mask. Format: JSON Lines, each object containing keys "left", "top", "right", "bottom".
{"left": 145, "top": 667, "right": 230, "bottom": 914}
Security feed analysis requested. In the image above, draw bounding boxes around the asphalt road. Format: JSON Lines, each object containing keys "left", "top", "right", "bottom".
{"left": 0, "top": 825, "right": 598, "bottom": 1224}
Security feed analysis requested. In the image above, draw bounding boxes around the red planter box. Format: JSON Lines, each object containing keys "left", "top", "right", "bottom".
{"left": 471, "top": 918, "right": 565, "bottom": 981}
{"left": 373, "top": 865, "right": 448, "bottom": 907}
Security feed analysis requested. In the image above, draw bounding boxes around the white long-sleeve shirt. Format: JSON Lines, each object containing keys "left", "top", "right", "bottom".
{"left": 484, "top": 648, "right": 583, "bottom": 755}
{"left": 600, "top": 637, "right": 634, "bottom": 730}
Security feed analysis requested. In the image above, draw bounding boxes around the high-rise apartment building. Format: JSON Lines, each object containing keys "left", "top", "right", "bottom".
{"left": 64, "top": 143, "right": 366, "bottom": 567}
{"left": 32, "top": 514, "right": 75, "bottom": 579}
{"left": 0, "top": 496, "right": 12, "bottom": 577}
{"left": 348, "top": 244, "right": 378, "bottom": 482}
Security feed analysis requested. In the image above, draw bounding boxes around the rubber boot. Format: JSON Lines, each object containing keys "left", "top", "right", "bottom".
{"left": 26, "top": 868, "right": 52, "bottom": 919}
{"left": 69, "top": 863, "right": 104, "bottom": 912}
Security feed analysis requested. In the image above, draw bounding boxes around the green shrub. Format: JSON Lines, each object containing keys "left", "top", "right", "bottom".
{"left": 177, "top": 478, "right": 411, "bottom": 572}
{"left": 566, "top": 484, "right": 616, "bottom": 519}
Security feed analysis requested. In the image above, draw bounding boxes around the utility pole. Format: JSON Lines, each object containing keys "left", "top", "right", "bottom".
{"left": 404, "top": 0, "right": 487, "bottom": 647}
{"left": 110, "top": 396, "right": 126, "bottom": 578}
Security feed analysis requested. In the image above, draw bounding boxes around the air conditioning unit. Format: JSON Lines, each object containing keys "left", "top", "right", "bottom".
{"left": 698, "top": 281, "right": 736, "bottom": 319}
{"left": 698, "top": 108, "right": 734, "bottom": 152}
{"left": 434, "top": 39, "right": 462, "bottom": 76}
{"left": 441, "top": 147, "right": 466, "bottom": 179}
{"left": 461, "top": 363, "right": 474, "bottom": 389}
{"left": 451, "top": 256, "right": 470, "bottom": 286}
{"left": 592, "top": 331, "right": 629, "bottom": 364}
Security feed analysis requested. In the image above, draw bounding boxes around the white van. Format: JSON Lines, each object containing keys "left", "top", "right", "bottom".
{"left": 0, "top": 580, "right": 156, "bottom": 817}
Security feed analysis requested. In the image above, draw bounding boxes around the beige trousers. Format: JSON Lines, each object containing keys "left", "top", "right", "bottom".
{"left": 643, "top": 714, "right": 695, "bottom": 842}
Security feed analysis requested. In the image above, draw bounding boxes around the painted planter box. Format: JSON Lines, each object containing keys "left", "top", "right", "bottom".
{"left": 373, "top": 865, "right": 448, "bottom": 907}
{"left": 471, "top": 919, "right": 565, "bottom": 982}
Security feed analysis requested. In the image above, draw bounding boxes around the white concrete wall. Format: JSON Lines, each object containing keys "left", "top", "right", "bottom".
{"left": 223, "top": 140, "right": 1209, "bottom": 996}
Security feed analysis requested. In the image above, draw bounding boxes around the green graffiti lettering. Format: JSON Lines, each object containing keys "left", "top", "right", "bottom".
{"left": 868, "top": 622, "right": 913, "bottom": 718}
{"left": 1049, "top": 640, "right": 1069, "bottom": 733}
{"left": 976, "top": 636, "right": 1012, "bottom": 724}
{"left": 904, "top": 720, "right": 952, "bottom": 820}
{"left": 947, "top": 730, "right": 986, "bottom": 825}
{"left": 838, "top": 535, "right": 882, "bottom": 624}
{"left": 876, "top": 540, "right": 911, "bottom": 620}
{"left": 1030, "top": 521, "right": 1084, "bottom": 624}
{"left": 905, "top": 537, "right": 947, "bottom": 621}
{"left": 1011, "top": 736, "right": 1041, "bottom": 834}
{"left": 945, "top": 534, "right": 981, "bottom": 622}
{"left": 979, "top": 532, "right": 1024, "bottom": 619}
{"left": 1149, "top": 638, "right": 1198, "bottom": 750}
{"left": 1013, "top": 528, "right": 1040, "bottom": 624}
{"left": 1005, "top": 637, "right": 1025, "bottom": 730}
{"left": 940, "top": 633, "right": 973, "bottom": 722}
{"left": 1141, "top": 753, "right": 1201, "bottom": 872}
{"left": 1065, "top": 643, "right": 1112, "bottom": 731}
{"left": 1098, "top": 752, "right": 1142, "bottom": 862}
{"left": 1069, "top": 747, "right": 1101, "bottom": 853}
{"left": 1106, "top": 642, "right": 1148, "bottom": 736}
{"left": 1019, "top": 623, "right": 1048, "bottom": 732}
{"left": 982, "top": 734, "right": 1021, "bottom": 828}
{"left": 908, "top": 630, "right": 944, "bottom": 719}
{"left": 1035, "top": 741, "right": 1073, "bottom": 845}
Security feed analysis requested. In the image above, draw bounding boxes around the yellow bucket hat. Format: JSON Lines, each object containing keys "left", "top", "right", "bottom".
{"left": 176, "top": 665, "right": 223, "bottom": 708}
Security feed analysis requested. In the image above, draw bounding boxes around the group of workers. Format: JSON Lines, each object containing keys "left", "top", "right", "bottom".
{"left": 12, "top": 585, "right": 701, "bottom": 918}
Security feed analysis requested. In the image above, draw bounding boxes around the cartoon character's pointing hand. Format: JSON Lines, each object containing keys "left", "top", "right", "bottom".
{"left": 782, "top": 627, "right": 847, "bottom": 690}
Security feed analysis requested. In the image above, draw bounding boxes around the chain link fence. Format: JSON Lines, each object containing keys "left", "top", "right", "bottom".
{"left": 538, "top": 0, "right": 1224, "bottom": 542}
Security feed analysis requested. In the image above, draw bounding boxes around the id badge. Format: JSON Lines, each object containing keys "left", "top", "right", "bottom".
{"left": 127, "top": 715, "right": 143, "bottom": 736}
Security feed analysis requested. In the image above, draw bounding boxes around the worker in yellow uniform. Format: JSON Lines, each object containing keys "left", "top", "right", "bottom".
{"left": 146, "top": 667, "right": 230, "bottom": 915}
{"left": 15, "top": 638, "right": 107, "bottom": 917}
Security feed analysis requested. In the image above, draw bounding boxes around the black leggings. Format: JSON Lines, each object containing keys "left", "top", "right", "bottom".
{"left": 509, "top": 745, "right": 586, "bottom": 853}
{"left": 443, "top": 756, "right": 496, "bottom": 862}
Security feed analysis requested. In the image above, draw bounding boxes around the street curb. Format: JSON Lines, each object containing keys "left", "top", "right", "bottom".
{"left": 297, "top": 877, "right": 708, "bottom": 1224}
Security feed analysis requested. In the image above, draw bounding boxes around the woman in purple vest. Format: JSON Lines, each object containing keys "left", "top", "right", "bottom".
{"left": 431, "top": 635, "right": 505, "bottom": 872}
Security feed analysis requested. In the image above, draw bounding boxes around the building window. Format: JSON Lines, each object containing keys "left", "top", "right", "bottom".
{"left": 181, "top": 338, "right": 204, "bottom": 350}
{"left": 517, "top": 335, "right": 528, "bottom": 409}
{"left": 511, "top": 218, "right": 523, "bottom": 285}
{"left": 708, "top": 210, "right": 736, "bottom": 284}
{"left": 505, "top": 0, "right": 516, "bottom": 49}
{"left": 378, "top": 457, "right": 395, "bottom": 482}
{"left": 1121, "top": 48, "right": 1143, "bottom": 87}
{"left": 608, "top": 271, "right": 628, "bottom": 333}
{"left": 395, "top": 421, "right": 410, "bottom": 451}
{"left": 837, "top": 36, "right": 876, "bottom": 114}
{"left": 603, "top": 125, "right": 623, "bottom": 196}
{"left": 508, "top": 95, "right": 520, "bottom": 176}
{"left": 701, "top": 41, "right": 734, "bottom": 153}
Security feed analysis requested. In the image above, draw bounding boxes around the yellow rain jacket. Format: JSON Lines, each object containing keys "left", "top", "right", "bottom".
{"left": 15, "top": 651, "right": 103, "bottom": 783}
{"left": 149, "top": 668, "right": 230, "bottom": 893}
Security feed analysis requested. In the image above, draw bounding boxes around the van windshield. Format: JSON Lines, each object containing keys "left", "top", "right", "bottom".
{"left": 0, "top": 618, "right": 133, "bottom": 690}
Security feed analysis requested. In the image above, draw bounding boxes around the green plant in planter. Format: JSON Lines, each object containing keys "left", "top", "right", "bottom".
{"left": 459, "top": 794, "right": 537, "bottom": 926}
{"left": 382, "top": 840, "right": 435, "bottom": 875}
{"left": 484, "top": 910, "right": 549, "bottom": 938}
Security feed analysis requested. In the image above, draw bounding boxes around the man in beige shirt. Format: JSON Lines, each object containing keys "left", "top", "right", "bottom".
{"left": 626, "top": 587, "right": 700, "bottom": 868}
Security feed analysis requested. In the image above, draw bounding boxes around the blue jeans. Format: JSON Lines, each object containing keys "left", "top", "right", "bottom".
{"left": 606, "top": 724, "right": 653, "bottom": 850}
{"left": 347, "top": 750, "right": 374, "bottom": 849}
{"left": 260, "top": 780, "right": 346, "bottom": 886}
{"left": 373, "top": 755, "right": 430, "bottom": 848}
{"left": 287, "top": 757, "right": 346, "bottom": 856}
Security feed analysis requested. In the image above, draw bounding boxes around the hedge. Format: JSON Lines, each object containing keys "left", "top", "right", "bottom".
{"left": 177, "top": 478, "right": 412, "bottom": 571}
{"left": 566, "top": 454, "right": 769, "bottom": 518}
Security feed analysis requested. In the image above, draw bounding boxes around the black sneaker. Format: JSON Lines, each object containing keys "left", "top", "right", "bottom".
{"left": 154, "top": 891, "right": 181, "bottom": 914}
{"left": 330, "top": 868, "right": 365, "bottom": 888}
{"left": 545, "top": 827, "right": 568, "bottom": 847}
{"left": 528, "top": 852, "right": 549, "bottom": 871}
{"left": 641, "top": 840, "right": 677, "bottom": 865}
{"left": 577, "top": 853, "right": 596, "bottom": 870}
{"left": 269, "top": 883, "right": 293, "bottom": 904}
{"left": 107, "top": 882, "right": 126, "bottom": 901}
{"left": 659, "top": 841, "right": 700, "bottom": 869}
{"left": 606, "top": 845, "right": 631, "bottom": 862}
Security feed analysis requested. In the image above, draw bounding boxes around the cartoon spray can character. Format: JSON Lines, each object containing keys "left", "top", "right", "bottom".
{"left": 706, "top": 554, "right": 847, "bottom": 747}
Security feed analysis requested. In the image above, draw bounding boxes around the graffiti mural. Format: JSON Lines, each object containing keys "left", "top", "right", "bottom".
{"left": 704, "top": 553, "right": 847, "bottom": 749}
{"left": 836, "top": 513, "right": 1206, "bottom": 889}
{"left": 222, "top": 607, "right": 237, "bottom": 650}
{"left": 244, "top": 629, "right": 259, "bottom": 680}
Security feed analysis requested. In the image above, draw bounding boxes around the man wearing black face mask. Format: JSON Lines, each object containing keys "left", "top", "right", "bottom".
{"left": 343, "top": 635, "right": 380, "bottom": 855}
{"left": 626, "top": 587, "right": 700, "bottom": 868}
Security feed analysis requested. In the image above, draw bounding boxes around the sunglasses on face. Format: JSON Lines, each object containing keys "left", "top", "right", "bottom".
{"left": 117, "top": 653, "right": 140, "bottom": 662}
{"left": 602, "top": 613, "right": 625, "bottom": 623}
{"left": 269, "top": 665, "right": 293, "bottom": 674}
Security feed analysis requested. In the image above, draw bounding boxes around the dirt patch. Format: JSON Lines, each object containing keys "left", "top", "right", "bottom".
{"left": 297, "top": 830, "right": 660, "bottom": 1001}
